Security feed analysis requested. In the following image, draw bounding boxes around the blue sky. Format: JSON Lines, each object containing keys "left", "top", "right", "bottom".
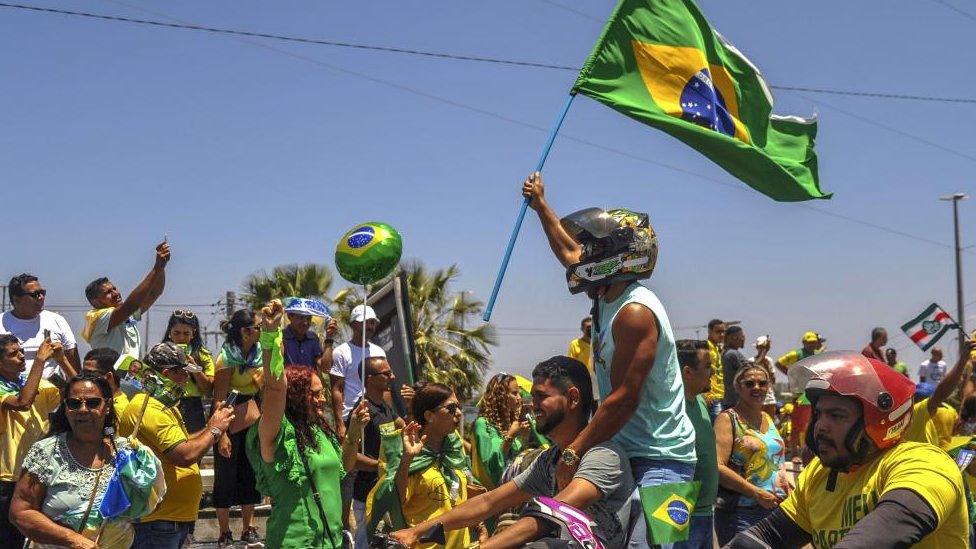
{"left": 2, "top": 0, "right": 974, "bottom": 382}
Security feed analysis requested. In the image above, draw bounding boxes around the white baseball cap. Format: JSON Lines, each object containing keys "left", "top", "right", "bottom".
{"left": 351, "top": 305, "right": 378, "bottom": 323}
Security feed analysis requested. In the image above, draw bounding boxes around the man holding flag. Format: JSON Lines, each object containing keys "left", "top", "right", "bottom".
{"left": 522, "top": 175, "right": 697, "bottom": 547}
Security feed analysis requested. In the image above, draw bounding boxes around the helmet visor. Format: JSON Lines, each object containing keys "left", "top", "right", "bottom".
{"left": 788, "top": 351, "right": 888, "bottom": 406}
{"left": 560, "top": 208, "right": 620, "bottom": 241}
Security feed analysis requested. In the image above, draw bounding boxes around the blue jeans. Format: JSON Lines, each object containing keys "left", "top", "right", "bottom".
{"left": 628, "top": 458, "right": 696, "bottom": 549}
{"left": 132, "top": 520, "right": 194, "bottom": 549}
{"left": 673, "top": 514, "right": 713, "bottom": 549}
{"left": 714, "top": 505, "right": 772, "bottom": 546}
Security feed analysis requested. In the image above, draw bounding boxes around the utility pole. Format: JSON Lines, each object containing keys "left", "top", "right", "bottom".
{"left": 1, "top": 284, "right": 7, "bottom": 311}
{"left": 143, "top": 312, "right": 151, "bottom": 356}
{"left": 940, "top": 193, "right": 968, "bottom": 360}
{"left": 225, "top": 291, "right": 236, "bottom": 319}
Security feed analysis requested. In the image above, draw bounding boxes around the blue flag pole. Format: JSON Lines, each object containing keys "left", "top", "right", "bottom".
{"left": 483, "top": 93, "right": 576, "bottom": 322}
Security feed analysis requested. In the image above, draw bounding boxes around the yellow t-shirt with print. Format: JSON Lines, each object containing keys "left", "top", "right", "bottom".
{"left": 402, "top": 464, "right": 470, "bottom": 549}
{"left": 567, "top": 338, "right": 592, "bottom": 372}
{"left": 0, "top": 380, "right": 60, "bottom": 482}
{"left": 118, "top": 393, "right": 202, "bottom": 523}
{"left": 780, "top": 442, "right": 967, "bottom": 548}
{"left": 903, "top": 399, "right": 959, "bottom": 450}
{"left": 705, "top": 339, "right": 724, "bottom": 403}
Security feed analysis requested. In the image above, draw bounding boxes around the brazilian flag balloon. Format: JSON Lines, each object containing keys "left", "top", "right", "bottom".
{"left": 335, "top": 222, "right": 403, "bottom": 285}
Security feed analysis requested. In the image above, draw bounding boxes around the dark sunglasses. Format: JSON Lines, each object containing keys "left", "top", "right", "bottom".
{"left": 173, "top": 309, "right": 196, "bottom": 320}
{"left": 369, "top": 370, "right": 395, "bottom": 378}
{"left": 16, "top": 289, "right": 46, "bottom": 299}
{"left": 742, "top": 379, "right": 769, "bottom": 389}
{"left": 65, "top": 397, "right": 105, "bottom": 411}
{"left": 438, "top": 403, "right": 462, "bottom": 414}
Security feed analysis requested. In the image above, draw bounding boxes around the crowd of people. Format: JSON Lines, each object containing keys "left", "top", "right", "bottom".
{"left": 2, "top": 175, "right": 976, "bottom": 549}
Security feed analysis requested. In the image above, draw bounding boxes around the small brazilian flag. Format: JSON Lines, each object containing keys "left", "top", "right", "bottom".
{"left": 573, "top": 0, "right": 829, "bottom": 202}
{"left": 639, "top": 481, "right": 700, "bottom": 544}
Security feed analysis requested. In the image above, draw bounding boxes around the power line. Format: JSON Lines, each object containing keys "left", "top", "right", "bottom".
{"left": 3, "top": 2, "right": 976, "bottom": 105}
{"left": 8, "top": 1, "right": 972, "bottom": 255}
{"left": 930, "top": 0, "right": 976, "bottom": 22}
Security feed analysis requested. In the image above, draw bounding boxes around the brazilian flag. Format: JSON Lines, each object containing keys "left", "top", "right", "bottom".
{"left": 639, "top": 481, "right": 700, "bottom": 544}
{"left": 573, "top": 0, "right": 828, "bottom": 202}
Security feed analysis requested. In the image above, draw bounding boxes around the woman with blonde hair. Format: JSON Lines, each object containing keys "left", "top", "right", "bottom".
{"left": 470, "top": 374, "right": 530, "bottom": 491}
{"left": 714, "top": 364, "right": 788, "bottom": 545}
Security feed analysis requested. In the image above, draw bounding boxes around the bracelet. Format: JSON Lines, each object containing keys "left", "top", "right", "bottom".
{"left": 209, "top": 427, "right": 223, "bottom": 439}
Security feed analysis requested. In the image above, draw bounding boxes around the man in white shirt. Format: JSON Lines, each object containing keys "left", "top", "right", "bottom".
{"left": 919, "top": 347, "right": 947, "bottom": 384}
{"left": 330, "top": 304, "right": 386, "bottom": 439}
{"left": 0, "top": 274, "right": 80, "bottom": 382}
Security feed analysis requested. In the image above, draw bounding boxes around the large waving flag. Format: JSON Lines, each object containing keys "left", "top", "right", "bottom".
{"left": 901, "top": 303, "right": 958, "bottom": 351}
{"left": 573, "top": 0, "right": 828, "bottom": 202}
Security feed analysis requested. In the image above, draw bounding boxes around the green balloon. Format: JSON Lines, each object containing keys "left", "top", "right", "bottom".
{"left": 335, "top": 222, "right": 403, "bottom": 285}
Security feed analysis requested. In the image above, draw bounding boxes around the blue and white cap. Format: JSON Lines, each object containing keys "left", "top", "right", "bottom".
{"left": 283, "top": 297, "right": 332, "bottom": 319}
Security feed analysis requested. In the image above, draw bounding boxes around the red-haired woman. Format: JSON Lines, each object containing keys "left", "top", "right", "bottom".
{"left": 245, "top": 301, "right": 368, "bottom": 548}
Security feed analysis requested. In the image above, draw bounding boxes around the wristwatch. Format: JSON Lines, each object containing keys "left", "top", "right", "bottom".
{"left": 210, "top": 427, "right": 223, "bottom": 440}
{"left": 560, "top": 448, "right": 581, "bottom": 468}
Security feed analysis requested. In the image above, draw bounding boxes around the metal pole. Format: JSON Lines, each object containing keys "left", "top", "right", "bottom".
{"left": 483, "top": 93, "right": 577, "bottom": 322}
{"left": 941, "top": 193, "right": 968, "bottom": 360}
{"left": 953, "top": 197, "right": 965, "bottom": 357}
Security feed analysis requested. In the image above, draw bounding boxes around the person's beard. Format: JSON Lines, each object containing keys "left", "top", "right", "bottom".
{"left": 815, "top": 436, "right": 852, "bottom": 469}
{"left": 536, "top": 407, "right": 565, "bottom": 435}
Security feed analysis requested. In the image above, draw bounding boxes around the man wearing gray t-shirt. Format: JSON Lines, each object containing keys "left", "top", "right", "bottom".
{"left": 390, "top": 356, "right": 633, "bottom": 548}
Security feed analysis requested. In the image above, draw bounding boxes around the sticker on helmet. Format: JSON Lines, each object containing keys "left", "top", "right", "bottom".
{"left": 884, "top": 412, "right": 911, "bottom": 440}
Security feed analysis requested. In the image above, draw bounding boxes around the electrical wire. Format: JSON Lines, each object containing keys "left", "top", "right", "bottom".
{"left": 3, "top": 2, "right": 976, "bottom": 105}
{"left": 930, "top": 0, "right": 976, "bottom": 22}
{"left": 5, "top": 0, "right": 972, "bottom": 256}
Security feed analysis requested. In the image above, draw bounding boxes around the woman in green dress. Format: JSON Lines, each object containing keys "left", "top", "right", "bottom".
{"left": 245, "top": 300, "right": 369, "bottom": 548}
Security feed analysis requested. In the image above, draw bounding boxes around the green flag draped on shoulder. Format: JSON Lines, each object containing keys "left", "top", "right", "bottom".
{"left": 573, "top": 0, "right": 828, "bottom": 202}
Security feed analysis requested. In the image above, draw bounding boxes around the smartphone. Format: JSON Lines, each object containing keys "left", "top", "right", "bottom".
{"left": 224, "top": 390, "right": 241, "bottom": 408}
{"left": 43, "top": 329, "right": 51, "bottom": 341}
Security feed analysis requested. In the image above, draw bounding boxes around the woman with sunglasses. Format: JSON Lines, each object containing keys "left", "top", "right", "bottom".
{"left": 713, "top": 364, "right": 788, "bottom": 545}
{"left": 10, "top": 372, "right": 161, "bottom": 548}
{"left": 162, "top": 309, "right": 215, "bottom": 435}
{"left": 212, "top": 309, "right": 264, "bottom": 547}
{"left": 393, "top": 383, "right": 478, "bottom": 549}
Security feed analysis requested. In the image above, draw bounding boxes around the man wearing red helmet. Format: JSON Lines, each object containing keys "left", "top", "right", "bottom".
{"left": 724, "top": 352, "right": 968, "bottom": 548}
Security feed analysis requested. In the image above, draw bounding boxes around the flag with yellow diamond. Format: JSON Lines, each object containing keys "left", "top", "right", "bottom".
{"left": 573, "top": 0, "right": 828, "bottom": 202}
{"left": 639, "top": 481, "right": 700, "bottom": 544}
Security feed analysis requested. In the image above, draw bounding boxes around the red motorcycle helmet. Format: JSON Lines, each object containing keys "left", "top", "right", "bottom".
{"left": 789, "top": 351, "right": 916, "bottom": 464}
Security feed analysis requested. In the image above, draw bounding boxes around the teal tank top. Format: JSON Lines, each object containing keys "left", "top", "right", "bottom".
{"left": 593, "top": 282, "right": 697, "bottom": 462}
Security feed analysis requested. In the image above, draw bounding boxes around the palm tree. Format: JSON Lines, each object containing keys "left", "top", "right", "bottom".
{"left": 240, "top": 263, "right": 336, "bottom": 310}
{"left": 403, "top": 261, "right": 497, "bottom": 402}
